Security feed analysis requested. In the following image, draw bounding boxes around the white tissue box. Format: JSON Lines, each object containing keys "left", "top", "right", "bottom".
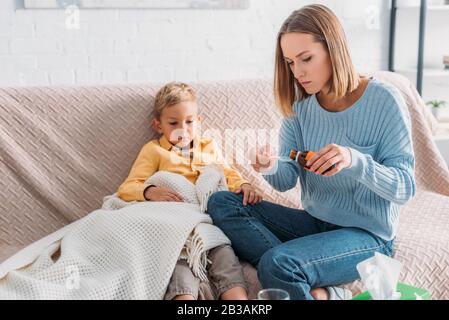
{"left": 352, "top": 283, "right": 430, "bottom": 300}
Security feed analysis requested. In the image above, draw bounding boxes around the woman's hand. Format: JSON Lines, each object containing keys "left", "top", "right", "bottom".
{"left": 235, "top": 183, "right": 263, "bottom": 206}
{"left": 305, "top": 144, "right": 352, "bottom": 177}
{"left": 250, "top": 145, "right": 278, "bottom": 173}
{"left": 144, "top": 186, "right": 184, "bottom": 202}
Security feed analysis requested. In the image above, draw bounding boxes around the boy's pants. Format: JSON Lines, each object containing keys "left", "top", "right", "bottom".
{"left": 164, "top": 244, "right": 247, "bottom": 300}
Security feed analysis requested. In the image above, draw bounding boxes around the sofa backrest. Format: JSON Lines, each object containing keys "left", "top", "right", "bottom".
{"left": 0, "top": 80, "right": 300, "bottom": 255}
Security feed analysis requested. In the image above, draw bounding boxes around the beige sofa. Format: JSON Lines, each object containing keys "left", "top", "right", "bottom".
{"left": 1, "top": 71, "right": 448, "bottom": 299}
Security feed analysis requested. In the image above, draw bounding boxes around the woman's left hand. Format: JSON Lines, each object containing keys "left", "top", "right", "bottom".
{"left": 306, "top": 144, "right": 352, "bottom": 177}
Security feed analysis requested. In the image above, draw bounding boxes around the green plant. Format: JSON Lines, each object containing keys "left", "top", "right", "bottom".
{"left": 426, "top": 100, "right": 448, "bottom": 109}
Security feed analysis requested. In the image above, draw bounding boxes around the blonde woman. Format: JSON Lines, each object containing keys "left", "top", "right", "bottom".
{"left": 207, "top": 5, "right": 415, "bottom": 300}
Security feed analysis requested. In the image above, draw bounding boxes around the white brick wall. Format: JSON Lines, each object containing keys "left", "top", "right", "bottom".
{"left": 0, "top": 0, "right": 390, "bottom": 87}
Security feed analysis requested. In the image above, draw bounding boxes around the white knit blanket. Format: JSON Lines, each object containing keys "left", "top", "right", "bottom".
{"left": 0, "top": 165, "right": 230, "bottom": 299}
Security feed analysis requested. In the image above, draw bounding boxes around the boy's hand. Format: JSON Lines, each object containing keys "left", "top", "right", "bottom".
{"left": 235, "top": 183, "right": 263, "bottom": 206}
{"left": 145, "top": 186, "right": 183, "bottom": 202}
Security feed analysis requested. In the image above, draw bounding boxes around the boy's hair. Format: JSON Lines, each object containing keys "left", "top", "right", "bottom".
{"left": 153, "top": 82, "right": 197, "bottom": 119}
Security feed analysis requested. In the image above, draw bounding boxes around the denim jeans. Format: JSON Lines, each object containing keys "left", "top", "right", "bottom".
{"left": 207, "top": 191, "right": 395, "bottom": 300}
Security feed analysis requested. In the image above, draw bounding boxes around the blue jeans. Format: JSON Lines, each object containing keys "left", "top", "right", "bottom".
{"left": 207, "top": 191, "right": 395, "bottom": 300}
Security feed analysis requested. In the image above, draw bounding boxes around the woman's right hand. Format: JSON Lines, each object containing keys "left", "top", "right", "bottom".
{"left": 144, "top": 186, "right": 183, "bottom": 202}
{"left": 250, "top": 145, "right": 278, "bottom": 173}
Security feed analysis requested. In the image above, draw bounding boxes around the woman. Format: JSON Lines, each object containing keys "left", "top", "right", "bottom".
{"left": 207, "top": 4, "right": 416, "bottom": 300}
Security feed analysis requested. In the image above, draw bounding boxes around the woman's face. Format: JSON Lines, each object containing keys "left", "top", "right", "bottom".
{"left": 280, "top": 32, "right": 333, "bottom": 95}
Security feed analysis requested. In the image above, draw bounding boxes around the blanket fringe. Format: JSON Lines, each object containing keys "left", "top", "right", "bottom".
{"left": 199, "top": 190, "right": 213, "bottom": 213}
{"left": 185, "top": 231, "right": 211, "bottom": 282}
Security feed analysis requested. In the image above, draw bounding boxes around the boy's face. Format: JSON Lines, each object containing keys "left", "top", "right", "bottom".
{"left": 152, "top": 100, "right": 201, "bottom": 148}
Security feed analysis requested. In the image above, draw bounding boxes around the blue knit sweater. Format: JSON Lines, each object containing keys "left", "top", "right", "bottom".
{"left": 263, "top": 79, "right": 416, "bottom": 240}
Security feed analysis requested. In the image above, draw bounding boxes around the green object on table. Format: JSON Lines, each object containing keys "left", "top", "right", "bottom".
{"left": 352, "top": 283, "right": 430, "bottom": 300}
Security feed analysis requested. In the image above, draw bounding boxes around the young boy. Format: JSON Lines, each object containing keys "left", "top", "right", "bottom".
{"left": 117, "top": 82, "right": 263, "bottom": 300}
